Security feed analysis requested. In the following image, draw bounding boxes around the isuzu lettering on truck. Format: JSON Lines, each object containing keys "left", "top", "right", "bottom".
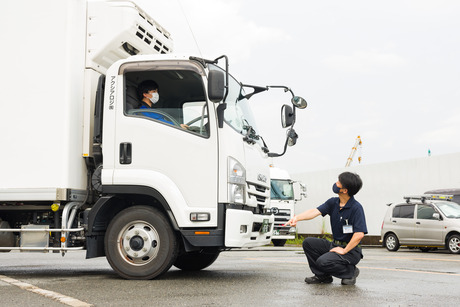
{"left": 0, "top": 0, "right": 307, "bottom": 279}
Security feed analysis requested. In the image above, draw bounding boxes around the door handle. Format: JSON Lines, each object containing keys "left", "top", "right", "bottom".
{"left": 120, "top": 142, "right": 132, "bottom": 164}
{"left": 416, "top": 222, "right": 420, "bottom": 225}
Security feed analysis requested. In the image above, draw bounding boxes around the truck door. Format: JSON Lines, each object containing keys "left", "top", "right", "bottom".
{"left": 110, "top": 62, "right": 218, "bottom": 226}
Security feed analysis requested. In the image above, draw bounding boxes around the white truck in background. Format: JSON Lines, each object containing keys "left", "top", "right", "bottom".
{"left": 0, "top": 0, "right": 307, "bottom": 279}
{"left": 269, "top": 165, "right": 306, "bottom": 246}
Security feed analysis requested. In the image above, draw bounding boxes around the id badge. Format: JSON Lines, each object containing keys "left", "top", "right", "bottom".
{"left": 343, "top": 225, "right": 353, "bottom": 234}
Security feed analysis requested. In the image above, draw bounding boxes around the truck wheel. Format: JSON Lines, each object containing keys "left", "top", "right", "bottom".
{"left": 173, "top": 249, "right": 220, "bottom": 271}
{"left": 0, "top": 221, "right": 14, "bottom": 252}
{"left": 272, "top": 239, "right": 287, "bottom": 247}
{"left": 105, "top": 206, "right": 178, "bottom": 279}
{"left": 384, "top": 233, "right": 400, "bottom": 251}
{"left": 447, "top": 234, "right": 460, "bottom": 254}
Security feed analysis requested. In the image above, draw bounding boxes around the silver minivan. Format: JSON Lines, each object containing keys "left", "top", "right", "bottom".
{"left": 381, "top": 194, "right": 460, "bottom": 254}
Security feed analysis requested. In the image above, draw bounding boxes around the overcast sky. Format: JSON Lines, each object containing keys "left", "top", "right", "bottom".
{"left": 136, "top": 0, "right": 460, "bottom": 173}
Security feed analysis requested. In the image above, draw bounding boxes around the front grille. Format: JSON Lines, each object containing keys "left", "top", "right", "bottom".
{"left": 247, "top": 182, "right": 269, "bottom": 208}
{"left": 275, "top": 217, "right": 290, "bottom": 222}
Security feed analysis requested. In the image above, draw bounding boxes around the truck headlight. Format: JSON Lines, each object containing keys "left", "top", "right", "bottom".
{"left": 228, "top": 157, "right": 246, "bottom": 204}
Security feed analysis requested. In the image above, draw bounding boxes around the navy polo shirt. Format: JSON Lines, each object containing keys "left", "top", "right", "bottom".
{"left": 317, "top": 196, "right": 367, "bottom": 242}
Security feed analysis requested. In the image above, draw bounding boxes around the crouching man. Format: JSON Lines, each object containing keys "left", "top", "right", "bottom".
{"left": 286, "top": 172, "right": 367, "bottom": 285}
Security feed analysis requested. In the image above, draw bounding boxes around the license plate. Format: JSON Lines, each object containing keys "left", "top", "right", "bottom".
{"left": 260, "top": 219, "right": 270, "bottom": 234}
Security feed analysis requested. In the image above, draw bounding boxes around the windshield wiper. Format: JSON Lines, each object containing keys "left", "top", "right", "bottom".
{"left": 242, "top": 120, "right": 259, "bottom": 144}
{"left": 242, "top": 120, "right": 269, "bottom": 153}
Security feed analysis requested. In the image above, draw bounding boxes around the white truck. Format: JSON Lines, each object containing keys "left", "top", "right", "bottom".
{"left": 269, "top": 166, "right": 306, "bottom": 246}
{"left": 0, "top": 0, "right": 307, "bottom": 279}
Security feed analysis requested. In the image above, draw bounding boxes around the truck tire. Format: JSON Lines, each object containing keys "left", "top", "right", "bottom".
{"left": 173, "top": 249, "right": 220, "bottom": 271}
{"left": 104, "top": 206, "right": 178, "bottom": 279}
{"left": 272, "top": 239, "right": 287, "bottom": 247}
{"left": 0, "top": 221, "right": 14, "bottom": 252}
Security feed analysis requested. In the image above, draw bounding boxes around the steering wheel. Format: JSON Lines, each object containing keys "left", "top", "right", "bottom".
{"left": 130, "top": 109, "right": 181, "bottom": 126}
{"left": 186, "top": 115, "right": 208, "bottom": 126}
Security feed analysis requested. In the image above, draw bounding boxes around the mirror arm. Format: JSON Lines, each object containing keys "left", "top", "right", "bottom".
{"left": 267, "top": 85, "right": 294, "bottom": 98}
{"left": 239, "top": 84, "right": 268, "bottom": 100}
{"left": 268, "top": 129, "right": 291, "bottom": 157}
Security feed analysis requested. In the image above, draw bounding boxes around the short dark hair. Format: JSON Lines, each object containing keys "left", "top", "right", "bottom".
{"left": 338, "top": 172, "right": 362, "bottom": 196}
{"left": 138, "top": 80, "right": 159, "bottom": 97}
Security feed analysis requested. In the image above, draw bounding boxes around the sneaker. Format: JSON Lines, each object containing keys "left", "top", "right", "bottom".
{"left": 305, "top": 275, "right": 333, "bottom": 284}
{"left": 341, "top": 267, "right": 360, "bottom": 285}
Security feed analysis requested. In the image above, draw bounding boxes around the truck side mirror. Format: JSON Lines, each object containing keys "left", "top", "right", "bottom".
{"left": 433, "top": 213, "right": 441, "bottom": 220}
{"left": 281, "top": 104, "right": 294, "bottom": 128}
{"left": 293, "top": 182, "right": 307, "bottom": 201}
{"left": 292, "top": 96, "right": 307, "bottom": 109}
{"left": 208, "top": 70, "right": 225, "bottom": 102}
{"left": 287, "top": 128, "right": 298, "bottom": 146}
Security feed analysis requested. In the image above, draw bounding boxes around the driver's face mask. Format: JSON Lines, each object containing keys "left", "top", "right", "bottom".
{"left": 149, "top": 92, "right": 159, "bottom": 104}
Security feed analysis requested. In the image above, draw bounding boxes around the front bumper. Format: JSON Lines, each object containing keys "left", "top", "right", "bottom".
{"left": 225, "top": 209, "right": 274, "bottom": 247}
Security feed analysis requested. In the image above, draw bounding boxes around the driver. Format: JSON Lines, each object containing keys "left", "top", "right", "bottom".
{"left": 137, "top": 80, "right": 188, "bottom": 129}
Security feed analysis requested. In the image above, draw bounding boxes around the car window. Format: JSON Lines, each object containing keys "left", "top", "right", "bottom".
{"left": 392, "top": 204, "right": 415, "bottom": 218}
{"left": 436, "top": 201, "right": 460, "bottom": 218}
{"left": 417, "top": 204, "right": 437, "bottom": 220}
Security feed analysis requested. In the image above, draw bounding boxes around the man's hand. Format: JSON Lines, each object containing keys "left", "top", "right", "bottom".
{"left": 330, "top": 246, "right": 346, "bottom": 255}
{"left": 283, "top": 209, "right": 322, "bottom": 227}
{"left": 284, "top": 216, "right": 298, "bottom": 227}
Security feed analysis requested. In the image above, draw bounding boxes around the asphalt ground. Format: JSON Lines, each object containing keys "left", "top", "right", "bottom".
{"left": 1, "top": 246, "right": 459, "bottom": 306}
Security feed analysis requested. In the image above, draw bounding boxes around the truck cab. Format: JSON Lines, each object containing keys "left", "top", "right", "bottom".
{"left": 269, "top": 165, "right": 306, "bottom": 246}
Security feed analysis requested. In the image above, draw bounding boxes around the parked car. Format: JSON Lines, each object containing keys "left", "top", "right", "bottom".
{"left": 381, "top": 194, "right": 460, "bottom": 253}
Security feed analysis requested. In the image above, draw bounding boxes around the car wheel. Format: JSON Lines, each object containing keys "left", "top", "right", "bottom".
{"left": 385, "top": 233, "right": 400, "bottom": 252}
{"left": 447, "top": 234, "right": 460, "bottom": 254}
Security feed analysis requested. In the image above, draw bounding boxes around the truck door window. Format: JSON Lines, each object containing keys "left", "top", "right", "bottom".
{"left": 182, "top": 101, "right": 209, "bottom": 135}
{"left": 123, "top": 66, "right": 209, "bottom": 137}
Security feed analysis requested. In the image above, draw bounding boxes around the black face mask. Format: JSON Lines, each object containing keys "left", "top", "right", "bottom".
{"left": 332, "top": 183, "right": 341, "bottom": 194}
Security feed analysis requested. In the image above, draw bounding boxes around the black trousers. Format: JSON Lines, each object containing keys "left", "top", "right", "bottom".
{"left": 302, "top": 237, "right": 362, "bottom": 279}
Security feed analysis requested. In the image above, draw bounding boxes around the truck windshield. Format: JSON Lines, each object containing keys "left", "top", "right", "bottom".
{"left": 436, "top": 201, "right": 460, "bottom": 218}
{"left": 208, "top": 64, "right": 260, "bottom": 139}
{"left": 271, "top": 179, "right": 294, "bottom": 200}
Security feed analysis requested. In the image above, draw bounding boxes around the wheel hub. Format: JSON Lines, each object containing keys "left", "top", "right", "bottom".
{"left": 119, "top": 221, "right": 160, "bottom": 265}
{"left": 449, "top": 237, "right": 460, "bottom": 252}
{"left": 129, "top": 236, "right": 144, "bottom": 251}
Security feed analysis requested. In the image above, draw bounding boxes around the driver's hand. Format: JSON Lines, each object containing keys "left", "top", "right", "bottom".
{"left": 180, "top": 124, "right": 189, "bottom": 130}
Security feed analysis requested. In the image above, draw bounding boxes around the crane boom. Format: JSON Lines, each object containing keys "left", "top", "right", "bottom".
{"left": 345, "top": 136, "right": 362, "bottom": 167}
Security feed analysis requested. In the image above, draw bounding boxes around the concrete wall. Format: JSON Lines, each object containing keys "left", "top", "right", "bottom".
{"left": 291, "top": 152, "right": 460, "bottom": 237}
